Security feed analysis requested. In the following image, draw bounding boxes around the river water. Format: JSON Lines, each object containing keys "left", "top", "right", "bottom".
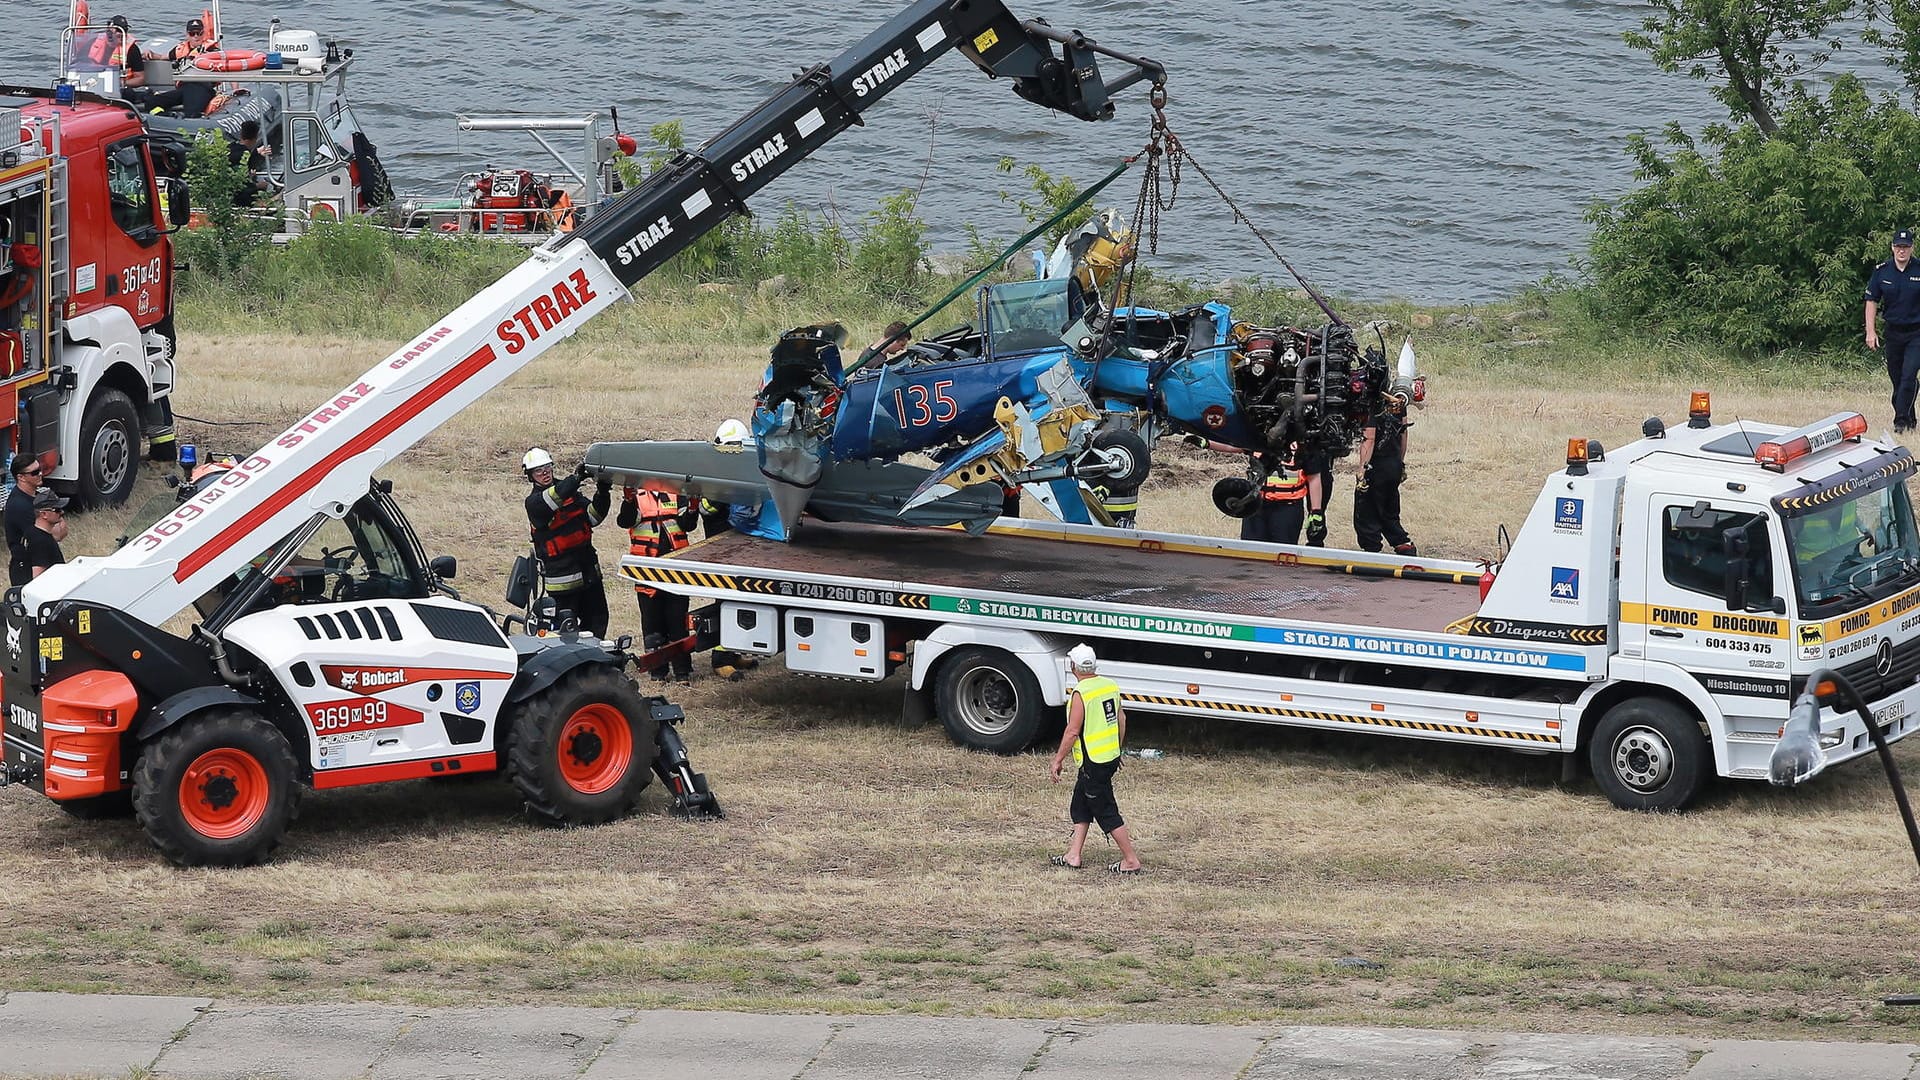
{"left": 0, "top": 0, "right": 1813, "bottom": 300}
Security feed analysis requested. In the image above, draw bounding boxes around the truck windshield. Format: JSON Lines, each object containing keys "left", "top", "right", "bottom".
{"left": 1788, "top": 478, "right": 1920, "bottom": 609}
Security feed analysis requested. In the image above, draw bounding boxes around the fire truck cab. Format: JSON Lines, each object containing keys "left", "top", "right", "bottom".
{"left": 1, "top": 88, "right": 185, "bottom": 506}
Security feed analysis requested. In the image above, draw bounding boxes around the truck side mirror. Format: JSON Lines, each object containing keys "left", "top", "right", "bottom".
{"left": 1721, "top": 526, "right": 1751, "bottom": 611}
{"left": 160, "top": 176, "right": 192, "bottom": 230}
{"left": 429, "top": 555, "right": 457, "bottom": 581}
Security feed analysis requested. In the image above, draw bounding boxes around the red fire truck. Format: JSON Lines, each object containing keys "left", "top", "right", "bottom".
{"left": 1, "top": 85, "right": 185, "bottom": 506}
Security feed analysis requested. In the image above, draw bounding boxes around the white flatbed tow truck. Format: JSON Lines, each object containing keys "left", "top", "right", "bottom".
{"left": 624, "top": 395, "right": 1920, "bottom": 810}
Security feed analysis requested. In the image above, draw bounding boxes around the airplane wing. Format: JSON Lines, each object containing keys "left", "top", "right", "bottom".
{"left": 586, "top": 440, "right": 1006, "bottom": 538}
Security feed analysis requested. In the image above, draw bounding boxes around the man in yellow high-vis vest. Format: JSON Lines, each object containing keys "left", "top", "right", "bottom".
{"left": 1049, "top": 644, "right": 1144, "bottom": 874}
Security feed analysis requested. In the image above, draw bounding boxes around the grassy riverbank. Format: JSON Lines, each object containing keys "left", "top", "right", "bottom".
{"left": 5, "top": 308, "right": 1916, "bottom": 1039}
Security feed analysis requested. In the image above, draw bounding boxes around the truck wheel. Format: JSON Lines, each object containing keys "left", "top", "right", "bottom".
{"left": 132, "top": 709, "right": 302, "bottom": 867}
{"left": 77, "top": 387, "right": 140, "bottom": 508}
{"left": 1588, "top": 698, "right": 1710, "bottom": 812}
{"left": 935, "top": 646, "right": 1047, "bottom": 753}
{"left": 1089, "top": 429, "right": 1151, "bottom": 491}
{"left": 508, "top": 664, "right": 657, "bottom": 826}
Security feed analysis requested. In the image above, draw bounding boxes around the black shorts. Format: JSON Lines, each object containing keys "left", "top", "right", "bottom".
{"left": 1069, "top": 757, "right": 1124, "bottom": 834}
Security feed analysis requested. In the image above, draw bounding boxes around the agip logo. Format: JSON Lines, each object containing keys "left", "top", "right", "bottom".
{"left": 1549, "top": 567, "right": 1580, "bottom": 603}
{"left": 1798, "top": 624, "right": 1825, "bottom": 661}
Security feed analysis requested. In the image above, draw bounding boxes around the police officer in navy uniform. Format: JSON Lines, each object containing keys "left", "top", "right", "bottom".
{"left": 1866, "top": 229, "right": 1920, "bottom": 433}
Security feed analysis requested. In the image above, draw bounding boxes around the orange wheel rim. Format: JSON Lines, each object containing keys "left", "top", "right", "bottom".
{"left": 556, "top": 703, "right": 633, "bottom": 795}
{"left": 178, "top": 748, "right": 270, "bottom": 840}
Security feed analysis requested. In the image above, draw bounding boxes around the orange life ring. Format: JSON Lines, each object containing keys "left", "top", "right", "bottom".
{"left": 193, "top": 49, "right": 267, "bottom": 72}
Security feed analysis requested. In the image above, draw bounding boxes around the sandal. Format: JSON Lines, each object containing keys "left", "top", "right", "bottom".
{"left": 1106, "top": 862, "right": 1143, "bottom": 875}
{"left": 1048, "top": 855, "right": 1083, "bottom": 869}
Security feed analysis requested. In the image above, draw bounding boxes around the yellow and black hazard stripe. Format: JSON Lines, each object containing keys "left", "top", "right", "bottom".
{"left": 621, "top": 565, "right": 933, "bottom": 608}
{"left": 622, "top": 564, "right": 746, "bottom": 591}
{"left": 1121, "top": 694, "right": 1560, "bottom": 744}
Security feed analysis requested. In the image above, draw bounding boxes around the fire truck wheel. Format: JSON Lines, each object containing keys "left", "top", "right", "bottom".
{"left": 1588, "top": 697, "right": 1709, "bottom": 812}
{"left": 508, "top": 664, "right": 658, "bottom": 826}
{"left": 77, "top": 387, "right": 140, "bottom": 508}
{"left": 55, "top": 791, "right": 134, "bottom": 819}
{"left": 1089, "top": 429, "right": 1152, "bottom": 491}
{"left": 935, "top": 646, "right": 1046, "bottom": 754}
{"left": 133, "top": 709, "right": 302, "bottom": 867}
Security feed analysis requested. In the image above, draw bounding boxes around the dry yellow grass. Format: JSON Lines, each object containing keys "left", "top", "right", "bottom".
{"left": 12, "top": 326, "right": 1920, "bottom": 1038}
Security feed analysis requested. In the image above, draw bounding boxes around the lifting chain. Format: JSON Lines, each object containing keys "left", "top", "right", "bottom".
{"left": 1118, "top": 85, "right": 1346, "bottom": 329}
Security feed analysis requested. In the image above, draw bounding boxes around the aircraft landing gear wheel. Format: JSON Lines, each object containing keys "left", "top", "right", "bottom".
{"left": 508, "top": 664, "right": 657, "bottom": 825}
{"left": 133, "top": 709, "right": 301, "bottom": 866}
{"left": 935, "top": 645, "right": 1047, "bottom": 753}
{"left": 1589, "top": 697, "right": 1709, "bottom": 812}
{"left": 1089, "top": 429, "right": 1151, "bottom": 491}
{"left": 77, "top": 387, "right": 140, "bottom": 508}
{"left": 1212, "top": 477, "right": 1257, "bottom": 518}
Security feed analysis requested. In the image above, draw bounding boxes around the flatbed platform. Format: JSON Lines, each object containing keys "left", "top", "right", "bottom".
{"left": 673, "top": 521, "right": 1480, "bottom": 634}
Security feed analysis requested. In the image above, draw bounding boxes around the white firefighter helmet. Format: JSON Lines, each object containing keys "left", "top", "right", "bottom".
{"left": 522, "top": 447, "right": 555, "bottom": 472}
{"left": 1067, "top": 643, "right": 1098, "bottom": 675}
{"left": 713, "top": 418, "right": 750, "bottom": 446}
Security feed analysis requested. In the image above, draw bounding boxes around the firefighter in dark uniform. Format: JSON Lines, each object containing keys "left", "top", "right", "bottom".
{"left": 620, "top": 485, "right": 696, "bottom": 683}
{"left": 1353, "top": 404, "right": 1416, "bottom": 556}
{"left": 1297, "top": 446, "right": 1333, "bottom": 547}
{"left": 1091, "top": 484, "right": 1139, "bottom": 529}
{"left": 522, "top": 447, "right": 611, "bottom": 636}
{"left": 1866, "top": 229, "right": 1920, "bottom": 433}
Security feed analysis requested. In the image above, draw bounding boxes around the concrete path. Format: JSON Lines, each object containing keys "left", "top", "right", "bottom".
{"left": 0, "top": 992, "right": 1915, "bottom": 1079}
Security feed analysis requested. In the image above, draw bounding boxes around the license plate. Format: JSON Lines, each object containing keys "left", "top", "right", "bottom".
{"left": 1876, "top": 701, "right": 1907, "bottom": 730}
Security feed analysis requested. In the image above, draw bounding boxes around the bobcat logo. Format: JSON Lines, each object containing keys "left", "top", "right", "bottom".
{"left": 5, "top": 624, "right": 18, "bottom": 656}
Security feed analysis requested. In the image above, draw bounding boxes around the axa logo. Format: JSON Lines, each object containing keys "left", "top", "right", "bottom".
{"left": 1549, "top": 567, "right": 1580, "bottom": 602}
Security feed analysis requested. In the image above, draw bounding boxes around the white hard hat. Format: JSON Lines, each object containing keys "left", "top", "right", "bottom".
{"left": 522, "top": 447, "right": 555, "bottom": 472}
{"left": 1068, "top": 643, "right": 1098, "bottom": 674}
{"left": 713, "top": 419, "right": 749, "bottom": 446}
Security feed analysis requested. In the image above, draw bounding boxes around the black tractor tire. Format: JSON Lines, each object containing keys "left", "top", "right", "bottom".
{"left": 935, "top": 645, "right": 1048, "bottom": 754}
{"left": 1212, "top": 477, "right": 1258, "bottom": 518}
{"left": 1588, "top": 697, "right": 1711, "bottom": 812}
{"left": 1088, "top": 428, "right": 1152, "bottom": 491}
{"left": 507, "top": 664, "right": 657, "bottom": 826}
{"left": 132, "top": 709, "right": 302, "bottom": 867}
{"left": 76, "top": 387, "right": 141, "bottom": 508}
{"left": 56, "top": 790, "right": 135, "bottom": 819}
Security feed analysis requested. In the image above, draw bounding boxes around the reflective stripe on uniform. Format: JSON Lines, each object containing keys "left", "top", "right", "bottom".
{"left": 1262, "top": 473, "right": 1306, "bottom": 502}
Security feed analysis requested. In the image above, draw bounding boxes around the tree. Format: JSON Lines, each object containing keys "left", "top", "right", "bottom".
{"left": 1586, "top": 76, "right": 1920, "bottom": 350}
{"left": 1864, "top": 0, "right": 1920, "bottom": 101}
{"left": 1623, "top": 0, "right": 1854, "bottom": 134}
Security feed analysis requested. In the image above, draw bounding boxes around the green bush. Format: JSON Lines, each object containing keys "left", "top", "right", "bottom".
{"left": 851, "top": 190, "right": 930, "bottom": 301}
{"left": 1586, "top": 75, "right": 1920, "bottom": 351}
{"left": 761, "top": 203, "right": 850, "bottom": 282}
